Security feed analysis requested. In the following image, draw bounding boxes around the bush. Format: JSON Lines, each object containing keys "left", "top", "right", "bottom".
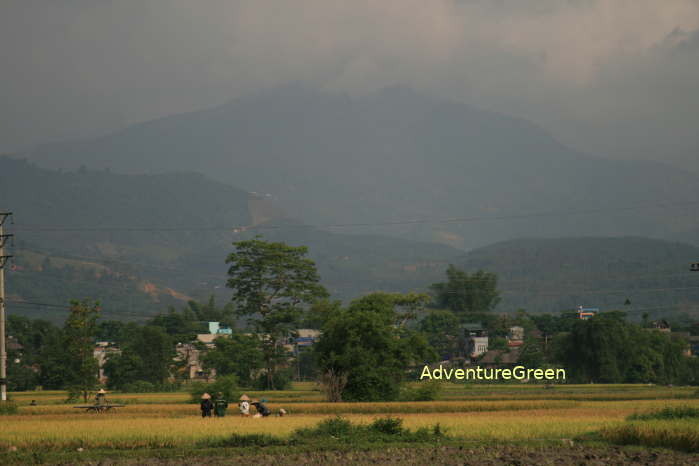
{"left": 399, "top": 381, "right": 441, "bottom": 401}
{"left": 120, "top": 381, "right": 156, "bottom": 393}
{"left": 118, "top": 380, "right": 182, "bottom": 393}
{"left": 189, "top": 375, "right": 239, "bottom": 403}
{"left": 602, "top": 422, "right": 699, "bottom": 452}
{"left": 0, "top": 401, "right": 18, "bottom": 415}
{"left": 291, "top": 416, "right": 447, "bottom": 444}
{"left": 370, "top": 416, "right": 405, "bottom": 435}
{"left": 254, "top": 370, "right": 292, "bottom": 391}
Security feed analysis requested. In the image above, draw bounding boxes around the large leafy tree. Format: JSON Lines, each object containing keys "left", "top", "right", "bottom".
{"left": 418, "top": 309, "right": 461, "bottom": 360}
{"left": 315, "top": 292, "right": 433, "bottom": 402}
{"left": 225, "top": 237, "right": 327, "bottom": 389}
{"left": 103, "top": 326, "right": 174, "bottom": 389}
{"left": 430, "top": 265, "right": 500, "bottom": 320}
{"left": 556, "top": 311, "right": 690, "bottom": 384}
{"left": 202, "top": 334, "right": 264, "bottom": 387}
{"left": 63, "top": 299, "right": 100, "bottom": 402}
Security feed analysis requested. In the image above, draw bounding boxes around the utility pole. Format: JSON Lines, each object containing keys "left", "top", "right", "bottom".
{"left": 0, "top": 212, "right": 13, "bottom": 402}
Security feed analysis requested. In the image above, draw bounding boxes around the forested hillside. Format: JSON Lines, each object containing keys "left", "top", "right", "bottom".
{"left": 0, "top": 156, "right": 462, "bottom": 320}
{"left": 24, "top": 85, "right": 699, "bottom": 250}
{"left": 458, "top": 237, "right": 699, "bottom": 318}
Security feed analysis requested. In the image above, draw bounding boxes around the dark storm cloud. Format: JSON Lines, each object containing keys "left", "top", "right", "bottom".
{"left": 1, "top": 0, "right": 698, "bottom": 169}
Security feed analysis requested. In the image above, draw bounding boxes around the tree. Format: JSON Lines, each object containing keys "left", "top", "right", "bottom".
{"left": 418, "top": 309, "right": 461, "bottom": 360}
{"left": 63, "top": 299, "right": 100, "bottom": 402}
{"left": 202, "top": 333, "right": 264, "bottom": 387}
{"left": 430, "top": 265, "right": 500, "bottom": 320}
{"left": 103, "top": 326, "right": 174, "bottom": 389}
{"left": 315, "top": 292, "right": 433, "bottom": 402}
{"left": 225, "top": 237, "right": 328, "bottom": 389}
{"left": 556, "top": 311, "right": 691, "bottom": 384}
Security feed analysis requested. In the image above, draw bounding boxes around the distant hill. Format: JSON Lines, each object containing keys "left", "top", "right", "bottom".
{"left": 457, "top": 237, "right": 699, "bottom": 318}
{"left": 23, "top": 84, "right": 699, "bottom": 250}
{"left": 0, "top": 156, "right": 462, "bottom": 320}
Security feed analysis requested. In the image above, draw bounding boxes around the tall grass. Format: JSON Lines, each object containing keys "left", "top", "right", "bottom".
{"left": 627, "top": 405, "right": 699, "bottom": 421}
{"left": 601, "top": 421, "right": 699, "bottom": 453}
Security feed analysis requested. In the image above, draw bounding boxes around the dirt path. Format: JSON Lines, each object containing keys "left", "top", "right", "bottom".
{"left": 91, "top": 445, "right": 699, "bottom": 465}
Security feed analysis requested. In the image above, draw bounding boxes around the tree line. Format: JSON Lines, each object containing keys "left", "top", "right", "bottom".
{"left": 6, "top": 238, "right": 699, "bottom": 401}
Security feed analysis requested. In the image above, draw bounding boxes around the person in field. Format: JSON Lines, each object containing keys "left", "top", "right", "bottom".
{"left": 95, "top": 388, "right": 107, "bottom": 405}
{"left": 239, "top": 394, "right": 251, "bottom": 416}
{"left": 251, "top": 398, "right": 271, "bottom": 417}
{"left": 213, "top": 392, "right": 228, "bottom": 417}
{"left": 200, "top": 393, "right": 213, "bottom": 418}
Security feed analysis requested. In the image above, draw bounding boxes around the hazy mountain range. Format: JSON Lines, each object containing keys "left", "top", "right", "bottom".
{"left": 23, "top": 85, "right": 699, "bottom": 250}
{"left": 4, "top": 85, "right": 699, "bottom": 321}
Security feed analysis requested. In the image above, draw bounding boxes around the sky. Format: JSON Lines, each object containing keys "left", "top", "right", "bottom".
{"left": 2, "top": 0, "right": 698, "bottom": 169}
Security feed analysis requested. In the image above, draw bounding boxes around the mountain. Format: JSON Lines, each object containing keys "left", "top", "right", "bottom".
{"left": 0, "top": 156, "right": 461, "bottom": 320}
{"left": 457, "top": 237, "right": 699, "bottom": 318}
{"left": 22, "top": 84, "right": 699, "bottom": 250}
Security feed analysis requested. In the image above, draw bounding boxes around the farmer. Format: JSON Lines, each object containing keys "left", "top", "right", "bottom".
{"left": 95, "top": 389, "right": 107, "bottom": 405}
{"left": 239, "top": 394, "right": 251, "bottom": 416}
{"left": 251, "top": 398, "right": 271, "bottom": 417}
{"left": 213, "top": 392, "right": 228, "bottom": 417}
{"left": 200, "top": 393, "right": 213, "bottom": 418}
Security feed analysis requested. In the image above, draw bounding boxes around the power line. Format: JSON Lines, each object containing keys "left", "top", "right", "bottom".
{"left": 11, "top": 199, "right": 699, "bottom": 233}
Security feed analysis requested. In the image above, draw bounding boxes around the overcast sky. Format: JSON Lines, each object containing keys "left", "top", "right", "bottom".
{"left": 2, "top": 0, "right": 698, "bottom": 169}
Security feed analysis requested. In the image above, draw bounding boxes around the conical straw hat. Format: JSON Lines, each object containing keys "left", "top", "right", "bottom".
{"left": 201, "top": 393, "right": 211, "bottom": 400}
{"left": 97, "top": 389, "right": 106, "bottom": 394}
{"left": 239, "top": 394, "right": 250, "bottom": 401}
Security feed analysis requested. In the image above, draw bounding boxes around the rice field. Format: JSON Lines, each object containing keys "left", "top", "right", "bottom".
{"left": 2, "top": 383, "right": 699, "bottom": 458}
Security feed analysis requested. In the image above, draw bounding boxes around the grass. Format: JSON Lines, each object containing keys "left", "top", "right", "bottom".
{"left": 601, "top": 420, "right": 699, "bottom": 452}
{"left": 3, "top": 383, "right": 699, "bottom": 460}
{"left": 627, "top": 405, "right": 699, "bottom": 421}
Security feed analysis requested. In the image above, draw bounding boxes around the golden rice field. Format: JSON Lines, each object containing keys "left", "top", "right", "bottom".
{"left": 2, "top": 384, "right": 699, "bottom": 455}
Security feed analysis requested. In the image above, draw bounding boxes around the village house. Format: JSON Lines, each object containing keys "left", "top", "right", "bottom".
{"left": 464, "top": 323, "right": 488, "bottom": 360}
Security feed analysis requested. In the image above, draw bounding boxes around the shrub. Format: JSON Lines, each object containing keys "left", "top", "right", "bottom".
{"left": 291, "top": 416, "right": 448, "bottom": 444}
{"left": 601, "top": 423, "right": 699, "bottom": 452}
{"left": 189, "top": 375, "right": 239, "bottom": 403}
{"left": 120, "top": 381, "right": 156, "bottom": 393}
{"left": 399, "top": 381, "right": 441, "bottom": 401}
{"left": 254, "top": 370, "right": 292, "bottom": 391}
{"left": 293, "top": 416, "right": 354, "bottom": 439}
{"left": 370, "top": 416, "right": 405, "bottom": 435}
{"left": 0, "top": 401, "right": 18, "bottom": 415}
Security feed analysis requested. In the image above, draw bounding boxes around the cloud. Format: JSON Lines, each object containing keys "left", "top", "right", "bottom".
{"left": 1, "top": 0, "right": 698, "bottom": 167}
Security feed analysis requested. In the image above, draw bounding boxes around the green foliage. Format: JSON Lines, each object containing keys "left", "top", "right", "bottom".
{"left": 198, "top": 433, "right": 287, "bottom": 448}
{"left": 226, "top": 237, "right": 328, "bottom": 389}
{"left": 291, "top": 416, "right": 446, "bottom": 444}
{"left": 0, "top": 401, "right": 18, "bottom": 415}
{"left": 370, "top": 416, "right": 405, "bottom": 435}
{"left": 315, "top": 292, "right": 434, "bottom": 402}
{"left": 418, "top": 309, "right": 461, "bottom": 360}
{"left": 63, "top": 299, "right": 100, "bottom": 402}
{"left": 602, "top": 422, "right": 699, "bottom": 453}
{"left": 147, "top": 297, "right": 237, "bottom": 343}
{"left": 202, "top": 334, "right": 263, "bottom": 387}
{"left": 430, "top": 265, "right": 500, "bottom": 320}
{"left": 188, "top": 374, "right": 239, "bottom": 404}
{"left": 103, "top": 325, "right": 175, "bottom": 389}
{"left": 301, "top": 299, "right": 342, "bottom": 329}
{"left": 556, "top": 312, "right": 693, "bottom": 384}
{"left": 254, "top": 369, "right": 292, "bottom": 391}
{"left": 399, "top": 381, "right": 441, "bottom": 401}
